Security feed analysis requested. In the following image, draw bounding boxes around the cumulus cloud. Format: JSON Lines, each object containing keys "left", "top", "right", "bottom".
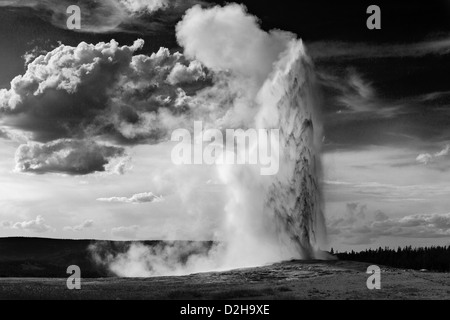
{"left": 14, "top": 139, "right": 127, "bottom": 175}
{"left": 9, "top": 215, "right": 53, "bottom": 233}
{"left": 63, "top": 220, "right": 94, "bottom": 232}
{"left": 176, "top": 3, "right": 294, "bottom": 85}
{"left": 22, "top": 46, "right": 51, "bottom": 67}
{"left": 327, "top": 202, "right": 368, "bottom": 236}
{"left": 111, "top": 225, "right": 140, "bottom": 238}
{"left": 120, "top": 0, "right": 168, "bottom": 12}
{"left": 166, "top": 60, "right": 206, "bottom": 85}
{"left": 328, "top": 204, "right": 450, "bottom": 245}
{"left": 0, "top": 3, "right": 300, "bottom": 175}
{"left": 0, "top": 10, "right": 295, "bottom": 176}
{"left": 0, "top": 39, "right": 211, "bottom": 144}
{"left": 97, "top": 192, "right": 164, "bottom": 204}
{"left": 416, "top": 145, "right": 450, "bottom": 165}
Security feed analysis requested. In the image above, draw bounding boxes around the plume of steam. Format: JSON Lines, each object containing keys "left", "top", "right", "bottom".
{"left": 255, "top": 40, "right": 327, "bottom": 259}
{"left": 216, "top": 40, "right": 327, "bottom": 268}
{"left": 90, "top": 3, "right": 329, "bottom": 276}
{"left": 90, "top": 241, "right": 222, "bottom": 276}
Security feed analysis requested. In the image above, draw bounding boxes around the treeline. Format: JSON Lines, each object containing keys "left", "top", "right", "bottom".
{"left": 334, "top": 246, "right": 450, "bottom": 272}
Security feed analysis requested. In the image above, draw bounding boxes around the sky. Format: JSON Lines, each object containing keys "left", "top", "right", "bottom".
{"left": 0, "top": 0, "right": 450, "bottom": 252}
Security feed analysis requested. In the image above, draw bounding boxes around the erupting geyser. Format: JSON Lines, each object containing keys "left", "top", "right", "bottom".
{"left": 257, "top": 40, "right": 326, "bottom": 260}
{"left": 219, "top": 40, "right": 327, "bottom": 268}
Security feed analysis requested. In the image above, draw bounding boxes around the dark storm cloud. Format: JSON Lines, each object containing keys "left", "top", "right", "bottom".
{"left": 0, "top": 39, "right": 210, "bottom": 144}
{"left": 15, "top": 139, "right": 127, "bottom": 175}
{"left": 0, "top": 0, "right": 208, "bottom": 34}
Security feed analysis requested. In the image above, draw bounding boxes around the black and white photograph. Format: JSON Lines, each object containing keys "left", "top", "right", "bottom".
{"left": 0, "top": 0, "right": 449, "bottom": 304}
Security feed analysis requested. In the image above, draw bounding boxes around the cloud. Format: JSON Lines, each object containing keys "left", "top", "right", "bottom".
{"left": 176, "top": 3, "right": 294, "bottom": 85}
{"left": 1, "top": 221, "right": 12, "bottom": 228}
{"left": 0, "top": 0, "right": 207, "bottom": 33}
{"left": 416, "top": 145, "right": 450, "bottom": 165}
{"left": 111, "top": 225, "right": 140, "bottom": 238}
{"left": 328, "top": 204, "right": 450, "bottom": 245}
{"left": 10, "top": 215, "right": 53, "bottom": 233}
{"left": 374, "top": 210, "right": 389, "bottom": 222}
{"left": 308, "top": 37, "right": 450, "bottom": 61}
{"left": 63, "top": 219, "right": 94, "bottom": 232}
{"left": 0, "top": 39, "right": 212, "bottom": 144}
{"left": 324, "top": 179, "right": 450, "bottom": 202}
{"left": 318, "top": 69, "right": 402, "bottom": 119}
{"left": 166, "top": 60, "right": 206, "bottom": 85}
{"left": 14, "top": 139, "right": 127, "bottom": 175}
{"left": 327, "top": 202, "right": 368, "bottom": 235}
{"left": 0, "top": 128, "right": 9, "bottom": 140}
{"left": 97, "top": 192, "right": 164, "bottom": 204}
{"left": 435, "top": 145, "right": 450, "bottom": 157}
{"left": 346, "top": 202, "right": 367, "bottom": 219}
{"left": 89, "top": 241, "right": 217, "bottom": 276}
{"left": 119, "top": 0, "right": 169, "bottom": 13}
{"left": 416, "top": 153, "right": 433, "bottom": 165}
{"left": 0, "top": 4, "right": 300, "bottom": 179}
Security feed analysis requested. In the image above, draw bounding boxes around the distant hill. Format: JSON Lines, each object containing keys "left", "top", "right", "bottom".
{"left": 0, "top": 237, "right": 214, "bottom": 278}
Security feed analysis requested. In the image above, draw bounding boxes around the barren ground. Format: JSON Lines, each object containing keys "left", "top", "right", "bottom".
{"left": 0, "top": 260, "right": 448, "bottom": 299}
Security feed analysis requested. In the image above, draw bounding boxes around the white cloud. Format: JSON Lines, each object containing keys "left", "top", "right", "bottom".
{"left": 0, "top": 39, "right": 212, "bottom": 144}
{"left": 328, "top": 208, "right": 450, "bottom": 245}
{"left": 119, "top": 0, "right": 168, "bottom": 13}
{"left": 97, "top": 192, "right": 164, "bottom": 204}
{"left": 111, "top": 225, "right": 140, "bottom": 238}
{"left": 166, "top": 60, "right": 206, "bottom": 85}
{"left": 435, "top": 145, "right": 450, "bottom": 157}
{"left": 416, "top": 153, "right": 433, "bottom": 165}
{"left": 64, "top": 220, "right": 94, "bottom": 232}
{"left": 416, "top": 144, "right": 450, "bottom": 165}
{"left": 1, "top": 221, "right": 12, "bottom": 228}
{"left": 176, "top": 3, "right": 294, "bottom": 85}
{"left": 10, "top": 215, "right": 53, "bottom": 233}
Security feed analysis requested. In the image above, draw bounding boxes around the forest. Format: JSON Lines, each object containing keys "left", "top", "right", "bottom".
{"left": 335, "top": 246, "right": 450, "bottom": 272}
